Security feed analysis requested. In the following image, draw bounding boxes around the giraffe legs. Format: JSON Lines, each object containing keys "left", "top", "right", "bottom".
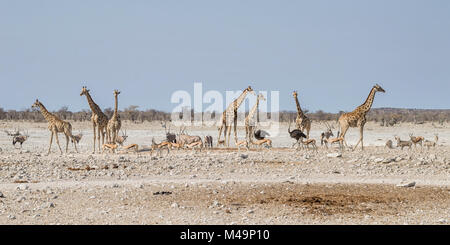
{"left": 353, "top": 125, "right": 365, "bottom": 151}
{"left": 97, "top": 127, "right": 103, "bottom": 152}
{"left": 92, "top": 124, "right": 97, "bottom": 154}
{"left": 54, "top": 132, "right": 63, "bottom": 155}
{"left": 226, "top": 126, "right": 232, "bottom": 147}
{"left": 47, "top": 131, "right": 54, "bottom": 155}
{"left": 339, "top": 123, "right": 350, "bottom": 150}
{"left": 233, "top": 111, "right": 238, "bottom": 145}
{"left": 65, "top": 134, "right": 69, "bottom": 153}
{"left": 217, "top": 124, "right": 224, "bottom": 147}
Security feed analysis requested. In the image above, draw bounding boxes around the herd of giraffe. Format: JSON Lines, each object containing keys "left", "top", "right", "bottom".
{"left": 28, "top": 84, "right": 389, "bottom": 155}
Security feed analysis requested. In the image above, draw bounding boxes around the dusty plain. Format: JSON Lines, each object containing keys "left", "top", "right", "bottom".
{"left": 0, "top": 121, "right": 449, "bottom": 224}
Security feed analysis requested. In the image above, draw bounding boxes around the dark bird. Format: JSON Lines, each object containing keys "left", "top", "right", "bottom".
{"left": 254, "top": 129, "right": 270, "bottom": 141}
{"left": 288, "top": 121, "right": 306, "bottom": 148}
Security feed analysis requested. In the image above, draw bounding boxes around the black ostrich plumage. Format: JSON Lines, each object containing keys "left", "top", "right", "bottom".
{"left": 254, "top": 129, "right": 270, "bottom": 140}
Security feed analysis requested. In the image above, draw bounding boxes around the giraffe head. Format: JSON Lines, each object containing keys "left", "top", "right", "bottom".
{"left": 31, "top": 99, "right": 41, "bottom": 109}
{"left": 113, "top": 90, "right": 121, "bottom": 96}
{"left": 374, "top": 84, "right": 386, "bottom": 93}
{"left": 80, "top": 86, "right": 90, "bottom": 96}
{"left": 257, "top": 93, "right": 266, "bottom": 101}
{"left": 292, "top": 91, "right": 298, "bottom": 98}
{"left": 245, "top": 86, "right": 256, "bottom": 95}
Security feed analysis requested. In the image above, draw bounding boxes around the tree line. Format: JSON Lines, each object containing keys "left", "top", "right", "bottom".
{"left": 0, "top": 106, "right": 449, "bottom": 125}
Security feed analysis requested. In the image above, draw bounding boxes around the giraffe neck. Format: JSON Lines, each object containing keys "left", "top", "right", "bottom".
{"left": 229, "top": 90, "right": 249, "bottom": 111}
{"left": 247, "top": 97, "right": 260, "bottom": 122}
{"left": 38, "top": 103, "right": 57, "bottom": 123}
{"left": 357, "top": 87, "right": 377, "bottom": 113}
{"left": 294, "top": 95, "right": 305, "bottom": 118}
{"left": 84, "top": 92, "right": 102, "bottom": 115}
{"left": 113, "top": 94, "right": 119, "bottom": 117}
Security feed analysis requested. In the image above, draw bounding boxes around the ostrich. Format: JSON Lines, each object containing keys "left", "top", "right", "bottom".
{"left": 254, "top": 129, "right": 270, "bottom": 141}
{"left": 288, "top": 121, "right": 306, "bottom": 148}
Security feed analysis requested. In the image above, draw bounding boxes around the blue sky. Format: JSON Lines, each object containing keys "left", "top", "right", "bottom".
{"left": 1, "top": 0, "right": 449, "bottom": 112}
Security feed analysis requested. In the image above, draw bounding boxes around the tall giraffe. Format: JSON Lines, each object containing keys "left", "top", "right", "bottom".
{"left": 292, "top": 91, "right": 311, "bottom": 139}
{"left": 217, "top": 86, "right": 255, "bottom": 147}
{"left": 244, "top": 93, "right": 266, "bottom": 144}
{"left": 107, "top": 90, "right": 121, "bottom": 144}
{"left": 80, "top": 86, "right": 109, "bottom": 153}
{"left": 338, "top": 84, "right": 386, "bottom": 150}
{"left": 31, "top": 99, "right": 78, "bottom": 155}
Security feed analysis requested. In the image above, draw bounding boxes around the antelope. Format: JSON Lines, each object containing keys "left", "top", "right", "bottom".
{"left": 4, "top": 128, "right": 20, "bottom": 137}
{"left": 385, "top": 140, "right": 394, "bottom": 149}
{"left": 301, "top": 138, "right": 318, "bottom": 151}
{"left": 320, "top": 122, "right": 334, "bottom": 146}
{"left": 395, "top": 136, "right": 412, "bottom": 150}
{"left": 252, "top": 139, "right": 272, "bottom": 149}
{"left": 204, "top": 135, "right": 213, "bottom": 148}
{"left": 236, "top": 140, "right": 249, "bottom": 151}
{"left": 217, "top": 140, "right": 226, "bottom": 147}
{"left": 423, "top": 134, "right": 439, "bottom": 149}
{"left": 162, "top": 121, "right": 177, "bottom": 143}
{"left": 324, "top": 136, "right": 345, "bottom": 150}
{"left": 13, "top": 131, "right": 29, "bottom": 149}
{"left": 169, "top": 142, "right": 182, "bottom": 150}
{"left": 115, "top": 130, "right": 128, "bottom": 146}
{"left": 122, "top": 144, "right": 139, "bottom": 153}
{"left": 102, "top": 143, "right": 118, "bottom": 153}
{"left": 177, "top": 126, "right": 202, "bottom": 148}
{"left": 151, "top": 138, "right": 171, "bottom": 156}
{"left": 409, "top": 133, "right": 424, "bottom": 147}
{"left": 185, "top": 140, "right": 203, "bottom": 151}
{"left": 71, "top": 131, "right": 83, "bottom": 145}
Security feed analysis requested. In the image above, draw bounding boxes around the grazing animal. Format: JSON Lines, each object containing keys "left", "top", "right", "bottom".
{"left": 301, "top": 138, "right": 318, "bottom": 151}
{"left": 252, "top": 138, "right": 272, "bottom": 149}
{"left": 292, "top": 91, "right": 311, "bottom": 139}
{"left": 32, "top": 99, "right": 79, "bottom": 155}
{"left": 338, "top": 84, "right": 386, "bottom": 150}
{"left": 236, "top": 140, "right": 250, "bottom": 151}
{"left": 102, "top": 143, "right": 118, "bottom": 153}
{"left": 177, "top": 126, "right": 202, "bottom": 147}
{"left": 217, "top": 140, "right": 226, "bottom": 147}
{"left": 162, "top": 122, "right": 177, "bottom": 143}
{"left": 13, "top": 134, "right": 29, "bottom": 149}
{"left": 288, "top": 121, "right": 307, "bottom": 148}
{"left": 217, "top": 86, "right": 255, "bottom": 147}
{"left": 122, "top": 144, "right": 139, "bottom": 153}
{"left": 424, "top": 134, "right": 439, "bottom": 149}
{"left": 185, "top": 140, "right": 203, "bottom": 151}
{"left": 324, "top": 137, "right": 345, "bottom": 149}
{"left": 115, "top": 130, "right": 128, "bottom": 146}
{"left": 4, "top": 129, "right": 20, "bottom": 137}
{"left": 395, "top": 136, "right": 412, "bottom": 150}
{"left": 245, "top": 93, "right": 266, "bottom": 144}
{"left": 151, "top": 138, "right": 171, "bottom": 156}
{"left": 169, "top": 142, "right": 182, "bottom": 150}
{"left": 254, "top": 129, "right": 270, "bottom": 141}
{"left": 409, "top": 133, "right": 424, "bottom": 147}
{"left": 80, "top": 86, "right": 109, "bottom": 153}
{"left": 385, "top": 140, "right": 394, "bottom": 149}
{"left": 106, "top": 90, "right": 122, "bottom": 144}
{"left": 71, "top": 131, "right": 83, "bottom": 145}
{"left": 204, "top": 135, "right": 213, "bottom": 148}
{"left": 320, "top": 122, "right": 334, "bottom": 146}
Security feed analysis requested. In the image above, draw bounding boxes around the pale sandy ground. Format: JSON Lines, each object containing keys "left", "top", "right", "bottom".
{"left": 0, "top": 121, "right": 449, "bottom": 224}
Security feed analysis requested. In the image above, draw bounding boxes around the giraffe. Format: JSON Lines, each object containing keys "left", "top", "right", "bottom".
{"left": 217, "top": 86, "right": 255, "bottom": 147}
{"left": 338, "top": 84, "right": 386, "bottom": 150}
{"left": 107, "top": 90, "right": 121, "bottom": 144}
{"left": 292, "top": 91, "right": 311, "bottom": 139}
{"left": 80, "top": 86, "right": 109, "bottom": 153}
{"left": 31, "top": 99, "right": 79, "bottom": 155}
{"left": 244, "top": 93, "right": 266, "bottom": 144}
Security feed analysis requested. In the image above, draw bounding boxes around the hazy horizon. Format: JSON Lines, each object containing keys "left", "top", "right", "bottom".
{"left": 1, "top": 0, "right": 450, "bottom": 113}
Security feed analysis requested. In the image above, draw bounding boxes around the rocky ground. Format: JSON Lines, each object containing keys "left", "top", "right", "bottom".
{"left": 0, "top": 121, "right": 449, "bottom": 224}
